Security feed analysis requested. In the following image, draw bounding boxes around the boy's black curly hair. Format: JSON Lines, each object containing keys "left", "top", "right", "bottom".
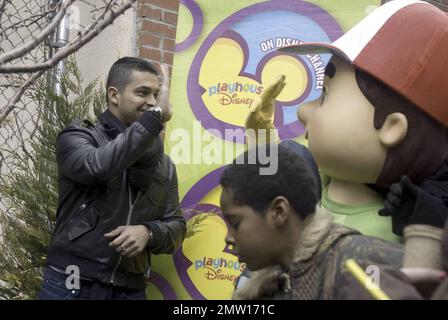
{"left": 220, "top": 144, "right": 320, "bottom": 220}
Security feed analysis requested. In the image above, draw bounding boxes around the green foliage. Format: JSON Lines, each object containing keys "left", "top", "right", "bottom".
{"left": 184, "top": 209, "right": 219, "bottom": 239}
{"left": 0, "top": 57, "right": 105, "bottom": 299}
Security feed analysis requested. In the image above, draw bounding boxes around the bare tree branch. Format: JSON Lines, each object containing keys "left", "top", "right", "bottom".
{"left": 89, "top": 0, "right": 114, "bottom": 14}
{"left": 0, "top": 0, "right": 75, "bottom": 65}
{"left": 0, "top": 71, "right": 44, "bottom": 126}
{"left": 0, "top": 0, "right": 136, "bottom": 74}
{"left": 0, "top": 6, "right": 59, "bottom": 37}
{"left": 82, "top": 0, "right": 118, "bottom": 36}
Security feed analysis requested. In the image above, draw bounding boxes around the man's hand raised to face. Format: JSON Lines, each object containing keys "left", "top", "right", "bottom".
{"left": 156, "top": 63, "right": 173, "bottom": 122}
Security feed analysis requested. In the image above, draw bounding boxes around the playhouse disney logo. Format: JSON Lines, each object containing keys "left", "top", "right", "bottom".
{"left": 207, "top": 81, "right": 264, "bottom": 108}
{"left": 195, "top": 256, "right": 246, "bottom": 286}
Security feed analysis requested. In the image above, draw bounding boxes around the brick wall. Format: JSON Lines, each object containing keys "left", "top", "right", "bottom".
{"left": 138, "top": 0, "right": 180, "bottom": 71}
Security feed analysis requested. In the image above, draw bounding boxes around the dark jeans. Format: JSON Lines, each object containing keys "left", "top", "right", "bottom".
{"left": 38, "top": 266, "right": 147, "bottom": 300}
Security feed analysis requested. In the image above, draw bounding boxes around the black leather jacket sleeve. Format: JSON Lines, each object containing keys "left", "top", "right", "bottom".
{"left": 57, "top": 112, "right": 163, "bottom": 185}
{"left": 142, "top": 160, "right": 186, "bottom": 254}
{"left": 128, "top": 139, "right": 163, "bottom": 191}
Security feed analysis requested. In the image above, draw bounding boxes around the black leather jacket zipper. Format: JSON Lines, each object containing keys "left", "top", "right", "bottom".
{"left": 110, "top": 187, "right": 141, "bottom": 285}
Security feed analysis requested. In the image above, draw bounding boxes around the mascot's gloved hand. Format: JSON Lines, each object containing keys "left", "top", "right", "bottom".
{"left": 379, "top": 176, "right": 417, "bottom": 236}
{"left": 245, "top": 75, "right": 286, "bottom": 145}
{"left": 379, "top": 175, "right": 448, "bottom": 236}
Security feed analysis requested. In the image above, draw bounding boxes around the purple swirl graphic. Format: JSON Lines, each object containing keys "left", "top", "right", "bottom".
{"left": 176, "top": 0, "right": 204, "bottom": 51}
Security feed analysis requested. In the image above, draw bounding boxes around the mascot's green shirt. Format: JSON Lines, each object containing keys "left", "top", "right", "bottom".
{"left": 321, "top": 175, "right": 401, "bottom": 243}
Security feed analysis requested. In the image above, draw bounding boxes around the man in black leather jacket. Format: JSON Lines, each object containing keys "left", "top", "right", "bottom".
{"left": 38, "top": 57, "right": 186, "bottom": 300}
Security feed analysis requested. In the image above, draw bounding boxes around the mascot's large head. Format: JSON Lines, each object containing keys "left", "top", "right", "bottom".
{"left": 281, "top": 0, "right": 448, "bottom": 188}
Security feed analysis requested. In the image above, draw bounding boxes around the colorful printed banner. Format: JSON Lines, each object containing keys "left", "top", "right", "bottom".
{"left": 148, "top": 0, "right": 381, "bottom": 300}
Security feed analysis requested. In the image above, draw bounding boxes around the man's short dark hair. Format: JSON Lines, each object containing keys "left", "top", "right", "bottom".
{"left": 220, "top": 144, "right": 320, "bottom": 220}
{"left": 106, "top": 57, "right": 158, "bottom": 102}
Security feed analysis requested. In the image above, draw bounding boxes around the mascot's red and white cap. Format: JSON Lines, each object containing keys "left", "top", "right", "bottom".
{"left": 280, "top": 0, "right": 448, "bottom": 127}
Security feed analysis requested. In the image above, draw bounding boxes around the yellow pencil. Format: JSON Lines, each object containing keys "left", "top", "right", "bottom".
{"left": 344, "top": 259, "right": 391, "bottom": 300}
